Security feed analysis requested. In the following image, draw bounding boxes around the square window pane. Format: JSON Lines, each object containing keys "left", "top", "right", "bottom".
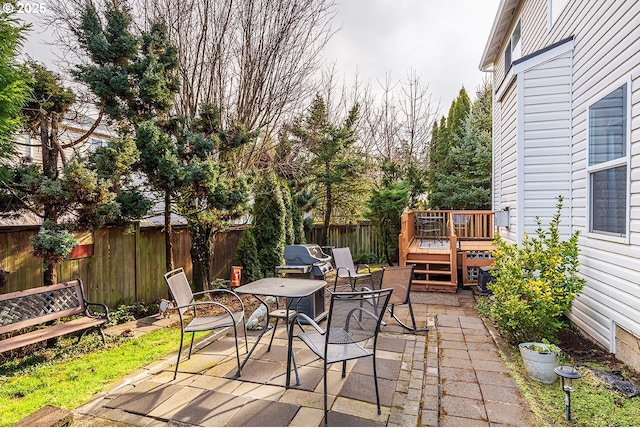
{"left": 589, "top": 85, "right": 626, "bottom": 165}
{"left": 590, "top": 165, "right": 626, "bottom": 235}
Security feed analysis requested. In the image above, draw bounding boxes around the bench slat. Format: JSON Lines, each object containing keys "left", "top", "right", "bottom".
{"left": 0, "top": 316, "right": 107, "bottom": 353}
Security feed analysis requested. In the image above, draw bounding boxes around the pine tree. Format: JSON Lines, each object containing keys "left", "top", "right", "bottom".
{"left": 428, "top": 87, "right": 472, "bottom": 209}
{"left": 1, "top": 61, "right": 145, "bottom": 285}
{"left": 292, "top": 94, "right": 364, "bottom": 245}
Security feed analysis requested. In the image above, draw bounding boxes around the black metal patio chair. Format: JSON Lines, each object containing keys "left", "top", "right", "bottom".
{"left": 287, "top": 287, "right": 393, "bottom": 426}
{"left": 331, "top": 247, "right": 375, "bottom": 291}
{"left": 164, "top": 267, "right": 247, "bottom": 380}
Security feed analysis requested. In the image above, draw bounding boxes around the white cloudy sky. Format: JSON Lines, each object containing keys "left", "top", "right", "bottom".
{"left": 21, "top": 0, "right": 500, "bottom": 116}
{"left": 325, "top": 0, "right": 501, "bottom": 113}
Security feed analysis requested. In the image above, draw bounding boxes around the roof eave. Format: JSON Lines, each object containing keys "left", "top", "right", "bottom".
{"left": 479, "top": 0, "right": 521, "bottom": 72}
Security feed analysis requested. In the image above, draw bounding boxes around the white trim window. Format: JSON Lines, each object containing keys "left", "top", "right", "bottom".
{"left": 504, "top": 20, "right": 522, "bottom": 75}
{"left": 587, "top": 83, "right": 629, "bottom": 238}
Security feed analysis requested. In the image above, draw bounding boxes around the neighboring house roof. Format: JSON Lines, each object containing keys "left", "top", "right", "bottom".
{"left": 479, "top": 0, "right": 520, "bottom": 71}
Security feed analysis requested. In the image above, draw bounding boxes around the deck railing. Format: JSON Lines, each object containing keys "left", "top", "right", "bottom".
{"left": 409, "top": 210, "right": 494, "bottom": 241}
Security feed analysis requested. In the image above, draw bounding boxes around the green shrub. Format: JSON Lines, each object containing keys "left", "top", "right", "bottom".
{"left": 487, "top": 196, "right": 585, "bottom": 345}
{"left": 352, "top": 251, "right": 380, "bottom": 264}
{"left": 107, "top": 301, "right": 157, "bottom": 326}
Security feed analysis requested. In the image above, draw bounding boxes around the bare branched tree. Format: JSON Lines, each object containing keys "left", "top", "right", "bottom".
{"left": 361, "top": 70, "right": 438, "bottom": 167}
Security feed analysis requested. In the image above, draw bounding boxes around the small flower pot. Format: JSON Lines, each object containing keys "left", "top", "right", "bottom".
{"left": 519, "top": 342, "right": 559, "bottom": 384}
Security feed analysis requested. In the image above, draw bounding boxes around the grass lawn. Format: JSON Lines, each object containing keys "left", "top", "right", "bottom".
{"left": 0, "top": 326, "right": 203, "bottom": 427}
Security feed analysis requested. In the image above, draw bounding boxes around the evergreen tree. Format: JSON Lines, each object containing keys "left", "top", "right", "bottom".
{"left": 252, "top": 169, "right": 286, "bottom": 277}
{"left": 429, "top": 82, "right": 492, "bottom": 210}
{"left": 281, "top": 178, "right": 295, "bottom": 245}
{"left": 272, "top": 126, "right": 312, "bottom": 245}
{"left": 0, "top": 9, "right": 29, "bottom": 165}
{"left": 74, "top": 2, "right": 255, "bottom": 291}
{"left": 135, "top": 108, "right": 254, "bottom": 291}
{"left": 73, "top": 1, "right": 180, "bottom": 273}
{"left": 292, "top": 94, "right": 364, "bottom": 245}
{"left": 428, "top": 87, "right": 472, "bottom": 209}
{"left": 0, "top": 61, "right": 145, "bottom": 285}
{"left": 440, "top": 80, "right": 493, "bottom": 209}
{"left": 235, "top": 228, "right": 261, "bottom": 283}
{"left": 365, "top": 160, "right": 409, "bottom": 265}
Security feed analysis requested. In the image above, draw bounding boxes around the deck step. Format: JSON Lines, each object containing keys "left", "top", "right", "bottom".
{"left": 410, "top": 280, "right": 457, "bottom": 293}
{"left": 415, "top": 269, "right": 453, "bottom": 275}
{"left": 407, "top": 254, "right": 451, "bottom": 263}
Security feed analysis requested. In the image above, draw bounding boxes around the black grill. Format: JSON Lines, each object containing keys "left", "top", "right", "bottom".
{"left": 275, "top": 244, "right": 333, "bottom": 278}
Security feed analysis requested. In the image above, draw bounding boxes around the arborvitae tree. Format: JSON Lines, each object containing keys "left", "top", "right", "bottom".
{"left": 252, "top": 169, "right": 286, "bottom": 277}
{"left": 272, "top": 125, "right": 313, "bottom": 244}
{"left": 235, "top": 228, "right": 261, "bottom": 283}
{"left": 281, "top": 178, "right": 295, "bottom": 245}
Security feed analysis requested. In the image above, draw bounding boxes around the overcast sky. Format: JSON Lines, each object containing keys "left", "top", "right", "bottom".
{"left": 21, "top": 0, "right": 500, "bottom": 117}
{"left": 325, "top": 0, "right": 500, "bottom": 114}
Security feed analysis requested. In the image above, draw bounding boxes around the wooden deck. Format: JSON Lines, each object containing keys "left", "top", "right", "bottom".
{"left": 399, "top": 210, "right": 496, "bottom": 293}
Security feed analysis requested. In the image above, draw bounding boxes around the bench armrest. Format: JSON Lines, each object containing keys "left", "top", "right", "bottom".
{"left": 84, "top": 300, "right": 110, "bottom": 322}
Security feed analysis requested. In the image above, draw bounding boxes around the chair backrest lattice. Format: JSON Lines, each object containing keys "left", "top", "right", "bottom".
{"left": 164, "top": 268, "right": 195, "bottom": 317}
{"left": 325, "top": 289, "right": 392, "bottom": 346}
{"left": 381, "top": 265, "right": 415, "bottom": 306}
{"left": 332, "top": 248, "right": 357, "bottom": 278}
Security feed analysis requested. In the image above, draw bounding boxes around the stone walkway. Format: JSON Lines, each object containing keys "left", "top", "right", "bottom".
{"left": 70, "top": 288, "right": 535, "bottom": 427}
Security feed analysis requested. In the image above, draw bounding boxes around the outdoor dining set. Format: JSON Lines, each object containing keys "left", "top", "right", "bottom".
{"left": 163, "top": 245, "right": 424, "bottom": 426}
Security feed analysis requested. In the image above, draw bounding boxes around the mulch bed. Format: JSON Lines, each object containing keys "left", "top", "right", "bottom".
{"left": 557, "top": 325, "right": 640, "bottom": 387}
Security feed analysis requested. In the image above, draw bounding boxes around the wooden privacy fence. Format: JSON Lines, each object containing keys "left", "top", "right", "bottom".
{"left": 0, "top": 222, "right": 380, "bottom": 308}
{"left": 0, "top": 224, "right": 247, "bottom": 308}
{"left": 304, "top": 222, "right": 383, "bottom": 259}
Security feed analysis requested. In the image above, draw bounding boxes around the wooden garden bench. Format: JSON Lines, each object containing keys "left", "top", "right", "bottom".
{"left": 0, "top": 279, "right": 109, "bottom": 354}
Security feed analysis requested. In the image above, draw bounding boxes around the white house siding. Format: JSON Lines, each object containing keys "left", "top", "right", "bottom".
{"left": 565, "top": 0, "right": 640, "bottom": 354}
{"left": 496, "top": 80, "right": 519, "bottom": 242}
{"left": 484, "top": 0, "right": 640, "bottom": 366}
{"left": 517, "top": 48, "right": 573, "bottom": 240}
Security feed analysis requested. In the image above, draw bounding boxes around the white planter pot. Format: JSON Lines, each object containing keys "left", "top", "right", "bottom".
{"left": 519, "top": 342, "right": 559, "bottom": 384}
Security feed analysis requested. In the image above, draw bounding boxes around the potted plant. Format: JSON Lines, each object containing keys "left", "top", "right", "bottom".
{"left": 518, "top": 340, "right": 560, "bottom": 383}
{"left": 483, "top": 196, "right": 585, "bottom": 382}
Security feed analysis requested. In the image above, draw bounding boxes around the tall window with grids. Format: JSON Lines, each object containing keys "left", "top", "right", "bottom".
{"left": 587, "top": 83, "right": 629, "bottom": 238}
